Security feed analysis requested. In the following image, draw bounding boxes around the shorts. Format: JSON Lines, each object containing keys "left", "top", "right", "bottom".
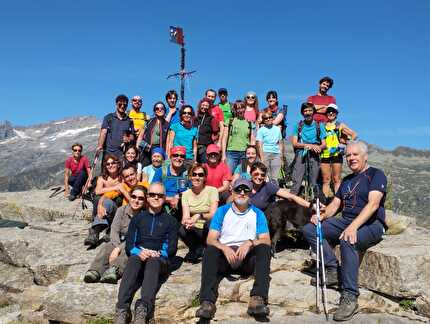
{"left": 320, "top": 155, "right": 343, "bottom": 164}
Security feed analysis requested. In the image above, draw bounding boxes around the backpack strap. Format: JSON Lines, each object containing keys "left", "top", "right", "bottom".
{"left": 297, "top": 120, "right": 304, "bottom": 143}
{"left": 226, "top": 117, "right": 234, "bottom": 148}
{"left": 316, "top": 121, "right": 321, "bottom": 145}
{"left": 241, "top": 159, "right": 247, "bottom": 174}
{"left": 248, "top": 121, "right": 252, "bottom": 143}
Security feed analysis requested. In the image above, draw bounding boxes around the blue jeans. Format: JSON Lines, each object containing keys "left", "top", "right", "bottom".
{"left": 68, "top": 170, "right": 88, "bottom": 196}
{"left": 302, "top": 216, "right": 384, "bottom": 296}
{"left": 226, "top": 150, "right": 246, "bottom": 174}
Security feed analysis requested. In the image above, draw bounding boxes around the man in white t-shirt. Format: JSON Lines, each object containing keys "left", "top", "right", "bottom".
{"left": 195, "top": 179, "right": 271, "bottom": 320}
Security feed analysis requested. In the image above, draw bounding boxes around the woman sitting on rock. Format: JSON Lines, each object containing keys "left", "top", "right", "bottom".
{"left": 179, "top": 163, "right": 219, "bottom": 263}
{"left": 84, "top": 185, "right": 147, "bottom": 284}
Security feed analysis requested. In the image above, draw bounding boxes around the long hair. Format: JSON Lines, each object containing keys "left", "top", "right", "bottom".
{"left": 244, "top": 91, "right": 259, "bottom": 117}
{"left": 232, "top": 100, "right": 246, "bottom": 118}
{"left": 101, "top": 154, "right": 122, "bottom": 180}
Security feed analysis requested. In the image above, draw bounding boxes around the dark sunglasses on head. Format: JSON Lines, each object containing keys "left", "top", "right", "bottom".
{"left": 148, "top": 192, "right": 165, "bottom": 199}
{"left": 192, "top": 172, "right": 205, "bottom": 178}
{"left": 130, "top": 194, "right": 145, "bottom": 201}
{"left": 234, "top": 186, "right": 252, "bottom": 194}
{"left": 172, "top": 153, "right": 186, "bottom": 159}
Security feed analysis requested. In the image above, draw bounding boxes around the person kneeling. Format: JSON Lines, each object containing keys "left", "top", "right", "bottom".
{"left": 83, "top": 185, "right": 146, "bottom": 284}
{"left": 196, "top": 179, "right": 271, "bottom": 320}
{"left": 114, "top": 183, "right": 178, "bottom": 324}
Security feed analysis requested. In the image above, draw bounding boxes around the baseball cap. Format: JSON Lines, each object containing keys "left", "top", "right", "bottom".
{"left": 218, "top": 88, "right": 228, "bottom": 95}
{"left": 170, "top": 146, "right": 186, "bottom": 156}
{"left": 326, "top": 103, "right": 338, "bottom": 112}
{"left": 232, "top": 178, "right": 253, "bottom": 191}
{"left": 206, "top": 144, "right": 221, "bottom": 155}
{"left": 132, "top": 95, "right": 142, "bottom": 101}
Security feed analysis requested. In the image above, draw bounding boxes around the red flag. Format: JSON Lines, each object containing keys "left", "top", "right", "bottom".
{"left": 169, "top": 26, "right": 184, "bottom": 46}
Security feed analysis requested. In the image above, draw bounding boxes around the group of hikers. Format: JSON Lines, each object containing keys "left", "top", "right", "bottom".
{"left": 63, "top": 76, "right": 388, "bottom": 323}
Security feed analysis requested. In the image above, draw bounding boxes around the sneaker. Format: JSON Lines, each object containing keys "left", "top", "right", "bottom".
{"left": 83, "top": 270, "right": 100, "bottom": 283}
{"left": 113, "top": 308, "right": 131, "bottom": 324}
{"left": 333, "top": 291, "right": 359, "bottom": 321}
{"left": 310, "top": 267, "right": 338, "bottom": 287}
{"left": 84, "top": 228, "right": 99, "bottom": 247}
{"left": 183, "top": 250, "right": 201, "bottom": 264}
{"left": 247, "top": 295, "right": 270, "bottom": 317}
{"left": 100, "top": 266, "right": 119, "bottom": 284}
{"left": 133, "top": 300, "right": 148, "bottom": 324}
{"left": 195, "top": 301, "right": 216, "bottom": 319}
{"left": 68, "top": 194, "right": 77, "bottom": 201}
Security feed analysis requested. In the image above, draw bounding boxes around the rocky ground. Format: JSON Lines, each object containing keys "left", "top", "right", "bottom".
{"left": 0, "top": 190, "right": 429, "bottom": 323}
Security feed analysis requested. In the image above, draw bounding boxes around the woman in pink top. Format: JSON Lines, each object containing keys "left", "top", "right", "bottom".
{"left": 244, "top": 91, "right": 259, "bottom": 123}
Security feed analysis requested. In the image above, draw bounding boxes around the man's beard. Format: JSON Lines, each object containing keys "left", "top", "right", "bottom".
{"left": 234, "top": 198, "right": 248, "bottom": 207}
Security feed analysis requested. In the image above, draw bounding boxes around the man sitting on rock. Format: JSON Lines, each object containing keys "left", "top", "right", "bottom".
{"left": 302, "top": 140, "right": 387, "bottom": 321}
{"left": 64, "top": 143, "right": 91, "bottom": 201}
{"left": 195, "top": 178, "right": 271, "bottom": 320}
{"left": 83, "top": 185, "right": 146, "bottom": 284}
{"left": 114, "top": 182, "right": 178, "bottom": 324}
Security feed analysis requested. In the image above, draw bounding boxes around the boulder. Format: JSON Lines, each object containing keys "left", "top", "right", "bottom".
{"left": 359, "top": 227, "right": 430, "bottom": 299}
{"left": 385, "top": 210, "right": 416, "bottom": 235}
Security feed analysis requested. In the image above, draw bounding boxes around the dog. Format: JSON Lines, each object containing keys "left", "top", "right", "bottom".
{"left": 264, "top": 199, "right": 313, "bottom": 255}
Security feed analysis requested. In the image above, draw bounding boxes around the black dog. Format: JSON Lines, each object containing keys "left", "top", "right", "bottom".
{"left": 264, "top": 200, "right": 313, "bottom": 254}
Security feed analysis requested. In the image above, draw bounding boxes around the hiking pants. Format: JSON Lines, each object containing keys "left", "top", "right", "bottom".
{"left": 88, "top": 242, "right": 128, "bottom": 276}
{"left": 302, "top": 216, "right": 384, "bottom": 296}
{"left": 91, "top": 198, "right": 118, "bottom": 230}
{"left": 290, "top": 151, "right": 320, "bottom": 195}
{"left": 199, "top": 244, "right": 271, "bottom": 303}
{"left": 197, "top": 144, "right": 208, "bottom": 163}
{"left": 178, "top": 221, "right": 210, "bottom": 254}
{"left": 264, "top": 152, "right": 282, "bottom": 182}
{"left": 226, "top": 150, "right": 246, "bottom": 174}
{"left": 117, "top": 256, "right": 169, "bottom": 313}
{"left": 68, "top": 170, "right": 88, "bottom": 196}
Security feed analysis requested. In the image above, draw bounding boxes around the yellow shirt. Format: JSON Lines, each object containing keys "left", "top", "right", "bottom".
{"left": 103, "top": 181, "right": 149, "bottom": 205}
{"left": 129, "top": 110, "right": 146, "bottom": 135}
{"left": 181, "top": 186, "right": 219, "bottom": 214}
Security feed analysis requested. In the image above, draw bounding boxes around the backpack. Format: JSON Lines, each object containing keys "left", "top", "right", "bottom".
{"left": 281, "top": 104, "right": 288, "bottom": 138}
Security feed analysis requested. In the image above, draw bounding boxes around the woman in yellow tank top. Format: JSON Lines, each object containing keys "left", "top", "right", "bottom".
{"left": 320, "top": 104, "right": 357, "bottom": 198}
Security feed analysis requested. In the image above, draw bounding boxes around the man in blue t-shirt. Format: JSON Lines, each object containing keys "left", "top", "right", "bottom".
{"left": 164, "top": 90, "right": 180, "bottom": 125}
{"left": 290, "top": 102, "right": 327, "bottom": 194}
{"left": 96, "top": 94, "right": 135, "bottom": 159}
{"left": 302, "top": 141, "right": 387, "bottom": 322}
{"left": 195, "top": 179, "right": 271, "bottom": 321}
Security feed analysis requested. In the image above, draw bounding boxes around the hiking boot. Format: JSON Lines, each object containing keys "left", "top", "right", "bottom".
{"left": 68, "top": 194, "right": 77, "bottom": 201}
{"left": 100, "top": 266, "right": 119, "bottom": 284}
{"left": 333, "top": 291, "right": 359, "bottom": 321}
{"left": 311, "top": 267, "right": 338, "bottom": 287}
{"left": 84, "top": 228, "right": 99, "bottom": 247}
{"left": 113, "top": 308, "right": 131, "bottom": 324}
{"left": 247, "top": 295, "right": 270, "bottom": 317}
{"left": 183, "top": 249, "right": 202, "bottom": 264}
{"left": 83, "top": 270, "right": 100, "bottom": 283}
{"left": 133, "top": 300, "right": 148, "bottom": 324}
{"left": 195, "top": 301, "right": 216, "bottom": 319}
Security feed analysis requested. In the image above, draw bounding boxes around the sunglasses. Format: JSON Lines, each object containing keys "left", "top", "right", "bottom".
{"left": 246, "top": 96, "right": 256, "bottom": 99}
{"left": 181, "top": 111, "right": 193, "bottom": 116}
{"left": 155, "top": 106, "right": 165, "bottom": 111}
{"left": 263, "top": 117, "right": 273, "bottom": 121}
{"left": 208, "top": 153, "right": 219, "bottom": 157}
{"left": 192, "top": 172, "right": 205, "bottom": 178}
{"left": 130, "top": 194, "right": 145, "bottom": 201}
{"left": 252, "top": 172, "right": 266, "bottom": 177}
{"left": 148, "top": 192, "right": 165, "bottom": 199}
{"left": 172, "top": 153, "right": 186, "bottom": 159}
{"left": 327, "top": 111, "right": 337, "bottom": 115}
{"left": 233, "top": 186, "right": 252, "bottom": 194}
{"left": 106, "top": 162, "right": 118, "bottom": 167}
{"left": 132, "top": 100, "right": 142, "bottom": 103}
{"left": 73, "top": 149, "right": 82, "bottom": 152}
{"left": 117, "top": 102, "right": 127, "bottom": 106}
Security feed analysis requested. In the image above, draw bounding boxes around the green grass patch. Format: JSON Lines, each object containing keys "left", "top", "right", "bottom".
{"left": 399, "top": 299, "right": 415, "bottom": 311}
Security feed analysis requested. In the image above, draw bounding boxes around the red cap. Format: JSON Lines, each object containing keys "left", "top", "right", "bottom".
{"left": 206, "top": 144, "right": 221, "bottom": 155}
{"left": 170, "top": 146, "right": 186, "bottom": 156}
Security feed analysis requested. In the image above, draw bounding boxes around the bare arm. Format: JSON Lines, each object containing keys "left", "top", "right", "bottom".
{"left": 202, "top": 200, "right": 219, "bottom": 220}
{"left": 256, "top": 140, "right": 264, "bottom": 162}
{"left": 221, "top": 124, "right": 229, "bottom": 161}
{"left": 165, "top": 108, "right": 176, "bottom": 123}
{"left": 272, "top": 112, "right": 284, "bottom": 126}
{"left": 339, "top": 123, "right": 357, "bottom": 141}
{"left": 192, "top": 138, "right": 197, "bottom": 162}
{"left": 276, "top": 188, "right": 311, "bottom": 208}
{"left": 96, "top": 128, "right": 107, "bottom": 153}
{"left": 322, "top": 196, "right": 342, "bottom": 220}
{"left": 136, "top": 126, "right": 145, "bottom": 148}
{"left": 217, "top": 121, "right": 224, "bottom": 146}
{"left": 166, "top": 130, "right": 175, "bottom": 157}
{"left": 94, "top": 176, "right": 120, "bottom": 195}
{"left": 218, "top": 180, "right": 230, "bottom": 193}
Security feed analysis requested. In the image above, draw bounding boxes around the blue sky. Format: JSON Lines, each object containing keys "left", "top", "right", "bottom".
{"left": 1, "top": 0, "right": 429, "bottom": 149}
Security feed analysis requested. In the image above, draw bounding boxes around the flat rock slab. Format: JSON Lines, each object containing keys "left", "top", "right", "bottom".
{"left": 359, "top": 227, "right": 430, "bottom": 299}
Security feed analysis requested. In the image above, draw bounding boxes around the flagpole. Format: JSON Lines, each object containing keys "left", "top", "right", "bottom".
{"left": 167, "top": 26, "right": 196, "bottom": 105}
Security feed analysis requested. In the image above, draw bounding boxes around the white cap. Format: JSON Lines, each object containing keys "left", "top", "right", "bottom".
{"left": 326, "top": 103, "right": 338, "bottom": 112}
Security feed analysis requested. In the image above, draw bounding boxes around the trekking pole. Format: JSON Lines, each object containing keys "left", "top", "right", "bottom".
{"left": 314, "top": 185, "right": 329, "bottom": 320}
{"left": 73, "top": 151, "right": 100, "bottom": 219}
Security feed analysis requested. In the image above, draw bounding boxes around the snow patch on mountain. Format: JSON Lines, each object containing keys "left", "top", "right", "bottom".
{"left": 14, "top": 129, "right": 30, "bottom": 139}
